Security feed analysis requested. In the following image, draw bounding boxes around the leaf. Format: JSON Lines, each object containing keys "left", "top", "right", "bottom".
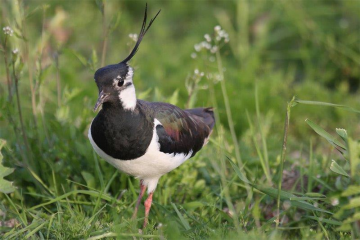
{"left": 254, "top": 184, "right": 332, "bottom": 214}
{"left": 183, "top": 201, "right": 204, "bottom": 210}
{"left": 227, "top": 158, "right": 250, "bottom": 184}
{"left": 63, "top": 87, "right": 82, "bottom": 104}
{"left": 90, "top": 48, "right": 98, "bottom": 71}
{"left": 304, "top": 216, "right": 342, "bottom": 226}
{"left": 138, "top": 88, "right": 152, "bottom": 100}
{"left": 95, "top": 0, "right": 104, "bottom": 14}
{"left": 348, "top": 137, "right": 360, "bottom": 178}
{"left": 305, "top": 192, "right": 327, "bottom": 198}
{"left": 311, "top": 176, "right": 335, "bottom": 192}
{"left": 64, "top": 49, "right": 88, "bottom": 67}
{"left": 108, "top": 12, "right": 121, "bottom": 32}
{"left": 81, "top": 171, "right": 96, "bottom": 189}
{"left": 343, "top": 212, "right": 360, "bottom": 224}
{"left": 295, "top": 99, "right": 360, "bottom": 114}
{"left": 343, "top": 197, "right": 360, "bottom": 209}
{"left": 171, "top": 203, "right": 191, "bottom": 230}
{"left": 168, "top": 89, "right": 179, "bottom": 105}
{"left": 335, "top": 128, "right": 348, "bottom": 142}
{"left": 341, "top": 185, "right": 360, "bottom": 197}
{"left": 0, "top": 139, "right": 16, "bottom": 194}
{"left": 330, "top": 160, "right": 350, "bottom": 178}
{"left": 305, "top": 119, "right": 346, "bottom": 150}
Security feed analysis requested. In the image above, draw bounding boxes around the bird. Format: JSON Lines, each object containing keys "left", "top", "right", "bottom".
{"left": 88, "top": 4, "right": 215, "bottom": 228}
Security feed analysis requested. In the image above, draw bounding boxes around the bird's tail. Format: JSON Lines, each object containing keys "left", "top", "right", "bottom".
{"left": 185, "top": 107, "right": 215, "bottom": 130}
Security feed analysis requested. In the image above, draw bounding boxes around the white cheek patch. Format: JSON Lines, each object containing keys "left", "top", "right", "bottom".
{"left": 119, "top": 67, "right": 136, "bottom": 111}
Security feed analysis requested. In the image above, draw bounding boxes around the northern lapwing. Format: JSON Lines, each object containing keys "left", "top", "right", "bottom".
{"left": 88, "top": 4, "right": 215, "bottom": 228}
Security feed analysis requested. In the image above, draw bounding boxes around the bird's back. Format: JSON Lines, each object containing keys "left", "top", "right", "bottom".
{"left": 138, "top": 100, "right": 215, "bottom": 158}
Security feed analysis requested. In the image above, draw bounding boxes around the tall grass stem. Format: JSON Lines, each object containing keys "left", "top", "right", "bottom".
{"left": 13, "top": 62, "right": 31, "bottom": 164}
{"left": 101, "top": 1, "right": 108, "bottom": 67}
{"left": 215, "top": 50, "right": 242, "bottom": 167}
{"left": 255, "top": 83, "right": 272, "bottom": 185}
{"left": 276, "top": 97, "right": 295, "bottom": 228}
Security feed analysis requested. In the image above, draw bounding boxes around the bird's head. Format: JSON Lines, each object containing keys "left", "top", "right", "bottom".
{"left": 93, "top": 4, "right": 160, "bottom": 111}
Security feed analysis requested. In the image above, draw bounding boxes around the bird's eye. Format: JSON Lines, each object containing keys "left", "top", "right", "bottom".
{"left": 118, "top": 79, "right": 124, "bottom": 87}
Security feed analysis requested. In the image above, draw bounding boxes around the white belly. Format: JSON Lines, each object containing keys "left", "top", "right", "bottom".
{"left": 88, "top": 119, "right": 192, "bottom": 193}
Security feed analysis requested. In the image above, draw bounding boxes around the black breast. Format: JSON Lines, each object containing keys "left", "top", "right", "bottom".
{"left": 90, "top": 103, "right": 154, "bottom": 160}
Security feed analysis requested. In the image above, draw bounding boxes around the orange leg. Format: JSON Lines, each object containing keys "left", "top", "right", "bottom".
{"left": 132, "top": 180, "right": 146, "bottom": 219}
{"left": 142, "top": 192, "right": 154, "bottom": 228}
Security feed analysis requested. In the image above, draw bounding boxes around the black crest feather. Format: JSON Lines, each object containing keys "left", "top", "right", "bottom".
{"left": 121, "top": 4, "right": 161, "bottom": 64}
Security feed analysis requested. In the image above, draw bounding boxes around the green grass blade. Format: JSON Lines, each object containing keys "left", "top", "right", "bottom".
{"left": 29, "top": 190, "right": 118, "bottom": 210}
{"left": 229, "top": 157, "right": 332, "bottom": 214}
{"left": 171, "top": 203, "right": 191, "bottom": 230}
{"left": 227, "top": 157, "right": 250, "bottom": 184}
{"left": 304, "top": 215, "right": 342, "bottom": 225}
{"left": 310, "top": 176, "right": 335, "bottom": 192}
{"left": 296, "top": 99, "right": 360, "bottom": 114}
{"left": 348, "top": 137, "right": 360, "bottom": 178}
{"left": 24, "top": 221, "right": 47, "bottom": 239}
{"left": 254, "top": 85, "right": 271, "bottom": 185}
{"left": 305, "top": 119, "right": 346, "bottom": 149}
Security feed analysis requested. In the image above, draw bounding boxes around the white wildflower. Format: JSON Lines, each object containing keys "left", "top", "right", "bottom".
{"left": 194, "top": 43, "right": 201, "bottom": 52}
{"left": 200, "top": 41, "right": 211, "bottom": 49}
{"left": 128, "top": 33, "right": 138, "bottom": 42}
{"left": 219, "top": 30, "right": 226, "bottom": 37}
{"left": 191, "top": 52, "right": 197, "bottom": 59}
{"left": 3, "top": 26, "right": 13, "bottom": 36}
{"left": 210, "top": 46, "right": 218, "bottom": 53}
{"left": 200, "top": 72, "right": 204, "bottom": 77}
{"left": 214, "top": 25, "right": 221, "bottom": 32}
{"left": 215, "top": 73, "right": 222, "bottom": 81}
{"left": 194, "top": 69, "right": 199, "bottom": 74}
{"left": 204, "top": 34, "right": 211, "bottom": 42}
{"left": 12, "top": 48, "right": 19, "bottom": 54}
{"left": 331, "top": 198, "right": 339, "bottom": 206}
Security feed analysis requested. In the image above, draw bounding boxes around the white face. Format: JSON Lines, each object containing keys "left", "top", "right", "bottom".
{"left": 115, "top": 67, "right": 137, "bottom": 111}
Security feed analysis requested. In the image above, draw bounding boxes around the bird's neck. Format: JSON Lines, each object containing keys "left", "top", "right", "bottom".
{"left": 118, "top": 84, "right": 137, "bottom": 111}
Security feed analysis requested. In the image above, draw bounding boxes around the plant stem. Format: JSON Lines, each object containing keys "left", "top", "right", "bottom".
{"left": 215, "top": 50, "right": 243, "bottom": 168}
{"left": 1, "top": 37, "right": 25, "bottom": 161}
{"left": 276, "top": 97, "right": 295, "bottom": 228}
{"left": 101, "top": 1, "right": 108, "bottom": 67}
{"left": 215, "top": 49, "right": 253, "bottom": 229}
{"left": 2, "top": 37, "right": 13, "bottom": 101}
{"left": 255, "top": 83, "right": 272, "bottom": 185}
{"left": 307, "top": 139, "right": 313, "bottom": 192}
{"left": 21, "top": 12, "right": 38, "bottom": 132}
{"left": 13, "top": 62, "right": 31, "bottom": 164}
{"left": 55, "top": 52, "right": 61, "bottom": 107}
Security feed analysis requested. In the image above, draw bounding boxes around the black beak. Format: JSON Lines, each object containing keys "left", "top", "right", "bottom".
{"left": 94, "top": 90, "right": 109, "bottom": 111}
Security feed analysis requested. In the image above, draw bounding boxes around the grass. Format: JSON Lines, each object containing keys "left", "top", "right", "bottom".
{"left": 0, "top": 0, "right": 360, "bottom": 239}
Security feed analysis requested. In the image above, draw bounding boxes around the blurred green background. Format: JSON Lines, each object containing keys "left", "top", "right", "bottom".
{"left": 0, "top": 0, "right": 359, "bottom": 238}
